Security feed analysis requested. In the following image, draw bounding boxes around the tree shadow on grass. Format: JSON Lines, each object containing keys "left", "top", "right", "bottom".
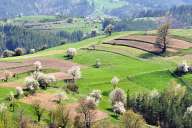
{"left": 139, "top": 53, "right": 157, "bottom": 59}
{"left": 102, "top": 91, "right": 110, "bottom": 96}
{"left": 106, "top": 108, "right": 120, "bottom": 120}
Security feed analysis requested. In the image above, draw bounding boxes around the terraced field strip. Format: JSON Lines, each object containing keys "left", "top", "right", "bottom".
{"left": 118, "top": 35, "right": 192, "bottom": 49}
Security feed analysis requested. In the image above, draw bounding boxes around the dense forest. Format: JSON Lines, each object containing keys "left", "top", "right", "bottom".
{"left": 0, "top": 25, "right": 84, "bottom": 52}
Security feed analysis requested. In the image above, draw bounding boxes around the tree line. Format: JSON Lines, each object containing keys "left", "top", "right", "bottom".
{"left": 0, "top": 25, "right": 84, "bottom": 54}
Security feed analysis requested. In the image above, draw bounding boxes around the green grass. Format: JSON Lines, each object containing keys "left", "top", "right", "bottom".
{"left": 0, "top": 29, "right": 191, "bottom": 124}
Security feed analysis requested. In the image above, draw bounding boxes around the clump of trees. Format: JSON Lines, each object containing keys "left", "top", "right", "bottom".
{"left": 127, "top": 81, "right": 192, "bottom": 128}
{"left": 174, "top": 60, "right": 192, "bottom": 76}
{"left": 121, "top": 110, "right": 147, "bottom": 128}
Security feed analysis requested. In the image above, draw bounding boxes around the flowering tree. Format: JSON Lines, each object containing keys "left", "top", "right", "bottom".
{"left": 111, "top": 76, "right": 120, "bottom": 89}
{"left": 33, "top": 61, "right": 42, "bottom": 71}
{"left": 88, "top": 90, "right": 102, "bottom": 104}
{"left": 68, "top": 66, "right": 81, "bottom": 82}
{"left": 112, "top": 101, "right": 126, "bottom": 115}
{"left": 109, "top": 88, "right": 126, "bottom": 105}
{"left": 25, "top": 77, "right": 39, "bottom": 91}
{"left": 66, "top": 48, "right": 77, "bottom": 59}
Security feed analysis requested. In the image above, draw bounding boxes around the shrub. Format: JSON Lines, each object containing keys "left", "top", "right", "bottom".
{"left": 14, "top": 48, "right": 25, "bottom": 56}
{"left": 66, "top": 48, "right": 77, "bottom": 59}
{"left": 2, "top": 50, "right": 15, "bottom": 58}
{"left": 109, "top": 88, "right": 126, "bottom": 105}
{"left": 33, "top": 61, "right": 42, "bottom": 71}
{"left": 111, "top": 76, "right": 120, "bottom": 89}
{"left": 112, "top": 101, "right": 126, "bottom": 114}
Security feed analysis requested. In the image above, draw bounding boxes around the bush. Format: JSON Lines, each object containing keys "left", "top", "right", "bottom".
{"left": 66, "top": 48, "right": 77, "bottom": 59}
{"left": 14, "top": 48, "right": 25, "bottom": 56}
{"left": 2, "top": 50, "right": 15, "bottom": 58}
{"left": 109, "top": 88, "right": 126, "bottom": 105}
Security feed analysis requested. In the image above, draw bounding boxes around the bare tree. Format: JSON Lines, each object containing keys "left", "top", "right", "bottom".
{"left": 156, "top": 22, "right": 170, "bottom": 53}
{"left": 32, "top": 100, "right": 45, "bottom": 122}
{"left": 77, "top": 99, "right": 96, "bottom": 128}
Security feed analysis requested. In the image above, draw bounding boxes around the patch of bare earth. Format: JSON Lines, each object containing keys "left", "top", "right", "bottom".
{"left": 0, "top": 82, "right": 25, "bottom": 88}
{"left": 104, "top": 35, "right": 192, "bottom": 53}
{"left": 20, "top": 93, "right": 63, "bottom": 110}
{"left": 65, "top": 103, "right": 108, "bottom": 122}
{"left": 0, "top": 58, "right": 77, "bottom": 80}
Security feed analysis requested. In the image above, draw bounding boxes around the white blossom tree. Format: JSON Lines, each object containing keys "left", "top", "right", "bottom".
{"left": 66, "top": 48, "right": 77, "bottom": 59}
{"left": 68, "top": 66, "right": 81, "bottom": 82}
{"left": 109, "top": 88, "right": 126, "bottom": 105}
{"left": 33, "top": 61, "right": 42, "bottom": 71}
{"left": 111, "top": 76, "right": 120, "bottom": 89}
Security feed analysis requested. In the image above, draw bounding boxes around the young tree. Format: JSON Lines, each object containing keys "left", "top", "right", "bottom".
{"left": 54, "top": 105, "right": 70, "bottom": 128}
{"left": 77, "top": 98, "right": 96, "bottom": 128}
{"left": 111, "top": 76, "right": 120, "bottom": 89}
{"left": 32, "top": 100, "right": 45, "bottom": 122}
{"left": 155, "top": 22, "right": 170, "bottom": 53}
{"left": 34, "top": 61, "right": 42, "bottom": 71}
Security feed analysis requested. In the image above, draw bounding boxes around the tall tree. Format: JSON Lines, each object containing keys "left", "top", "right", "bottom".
{"left": 156, "top": 22, "right": 170, "bottom": 53}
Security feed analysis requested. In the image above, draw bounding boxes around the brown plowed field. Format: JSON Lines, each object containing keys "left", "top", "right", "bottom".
{"left": 104, "top": 35, "right": 192, "bottom": 53}
{"left": 0, "top": 58, "right": 77, "bottom": 80}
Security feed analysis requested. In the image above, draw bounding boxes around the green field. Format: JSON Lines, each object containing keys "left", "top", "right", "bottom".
{"left": 1, "top": 29, "right": 192, "bottom": 126}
